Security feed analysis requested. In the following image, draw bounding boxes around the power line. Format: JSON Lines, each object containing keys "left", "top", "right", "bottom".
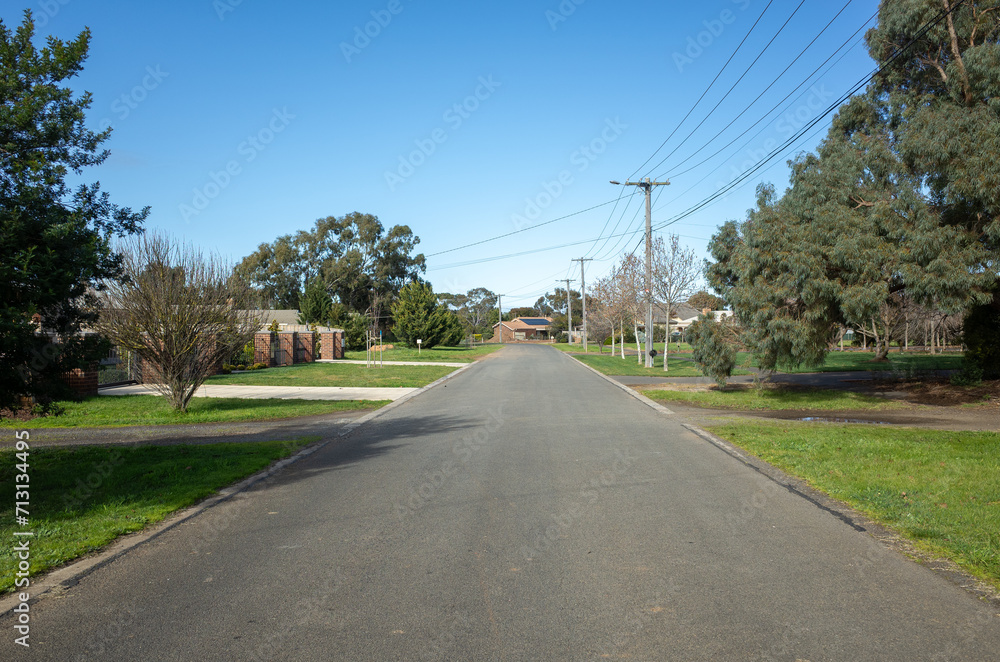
{"left": 430, "top": 2, "right": 964, "bottom": 278}
{"left": 425, "top": 198, "right": 621, "bottom": 258}
{"left": 664, "top": 11, "right": 875, "bottom": 180}
{"left": 628, "top": 0, "right": 777, "bottom": 180}
{"left": 642, "top": 0, "right": 808, "bottom": 179}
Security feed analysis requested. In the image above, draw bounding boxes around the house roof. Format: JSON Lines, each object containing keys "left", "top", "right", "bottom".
{"left": 493, "top": 316, "right": 554, "bottom": 331}
{"left": 248, "top": 309, "right": 301, "bottom": 326}
{"left": 648, "top": 302, "right": 705, "bottom": 324}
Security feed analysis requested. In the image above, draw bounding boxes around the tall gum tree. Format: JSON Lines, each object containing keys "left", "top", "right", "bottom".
{"left": 708, "top": 1, "right": 1000, "bottom": 373}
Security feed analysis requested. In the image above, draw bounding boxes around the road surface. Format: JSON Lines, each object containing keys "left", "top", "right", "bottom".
{"left": 4, "top": 344, "right": 998, "bottom": 660}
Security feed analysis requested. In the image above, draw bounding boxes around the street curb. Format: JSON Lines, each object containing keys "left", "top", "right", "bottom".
{"left": 0, "top": 362, "right": 476, "bottom": 617}
{"left": 558, "top": 347, "right": 1000, "bottom": 606}
{"left": 558, "top": 350, "right": 675, "bottom": 416}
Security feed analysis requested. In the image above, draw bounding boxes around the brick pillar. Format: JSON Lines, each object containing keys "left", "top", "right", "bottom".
{"left": 254, "top": 333, "right": 273, "bottom": 366}
{"left": 320, "top": 332, "right": 334, "bottom": 360}
{"left": 334, "top": 330, "right": 344, "bottom": 359}
{"left": 61, "top": 366, "right": 99, "bottom": 397}
{"left": 278, "top": 333, "right": 294, "bottom": 366}
{"left": 296, "top": 332, "right": 314, "bottom": 363}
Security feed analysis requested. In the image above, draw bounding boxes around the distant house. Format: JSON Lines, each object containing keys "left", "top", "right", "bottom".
{"left": 491, "top": 317, "right": 555, "bottom": 343}
{"left": 650, "top": 302, "right": 732, "bottom": 337}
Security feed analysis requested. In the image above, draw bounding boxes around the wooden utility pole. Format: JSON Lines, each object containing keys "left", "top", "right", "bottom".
{"left": 559, "top": 279, "right": 573, "bottom": 344}
{"left": 611, "top": 179, "right": 670, "bottom": 366}
{"left": 573, "top": 258, "right": 593, "bottom": 352}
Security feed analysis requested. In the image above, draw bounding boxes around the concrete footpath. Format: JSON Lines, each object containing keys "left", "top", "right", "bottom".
{"left": 100, "top": 383, "right": 417, "bottom": 402}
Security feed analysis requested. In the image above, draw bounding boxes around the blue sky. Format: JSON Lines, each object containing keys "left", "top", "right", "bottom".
{"left": 6, "top": 0, "right": 879, "bottom": 310}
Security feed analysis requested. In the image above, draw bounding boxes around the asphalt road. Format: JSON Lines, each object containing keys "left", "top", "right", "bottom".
{"left": 4, "top": 344, "right": 999, "bottom": 660}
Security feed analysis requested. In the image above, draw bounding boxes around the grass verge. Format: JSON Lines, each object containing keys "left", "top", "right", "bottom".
{"left": 569, "top": 351, "right": 753, "bottom": 378}
{"left": 342, "top": 344, "right": 500, "bottom": 362}
{"left": 707, "top": 421, "right": 1000, "bottom": 589}
{"left": 645, "top": 386, "right": 913, "bottom": 411}
{"left": 753, "top": 351, "right": 964, "bottom": 374}
{"left": 0, "top": 438, "right": 318, "bottom": 593}
{"left": 0, "top": 396, "right": 387, "bottom": 429}
{"left": 206, "top": 362, "right": 456, "bottom": 388}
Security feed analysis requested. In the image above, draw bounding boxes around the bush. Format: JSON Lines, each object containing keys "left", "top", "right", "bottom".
{"left": 220, "top": 367, "right": 232, "bottom": 375}
{"left": 236, "top": 364, "right": 246, "bottom": 371}
{"left": 688, "top": 314, "right": 737, "bottom": 388}
{"left": 251, "top": 362, "right": 268, "bottom": 370}
{"left": 963, "top": 302, "right": 1000, "bottom": 380}
{"left": 950, "top": 365, "right": 983, "bottom": 386}
{"left": 31, "top": 402, "right": 65, "bottom": 418}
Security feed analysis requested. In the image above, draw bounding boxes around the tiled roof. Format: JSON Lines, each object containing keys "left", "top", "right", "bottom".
{"left": 494, "top": 317, "right": 554, "bottom": 331}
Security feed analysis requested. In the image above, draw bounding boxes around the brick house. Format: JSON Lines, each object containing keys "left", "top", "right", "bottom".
{"left": 491, "top": 317, "right": 555, "bottom": 343}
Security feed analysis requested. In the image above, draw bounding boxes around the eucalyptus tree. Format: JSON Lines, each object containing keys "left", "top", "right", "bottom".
{"left": 708, "top": 0, "right": 1000, "bottom": 374}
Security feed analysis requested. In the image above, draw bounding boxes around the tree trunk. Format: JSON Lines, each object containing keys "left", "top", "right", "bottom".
{"left": 611, "top": 322, "right": 615, "bottom": 356}
{"left": 634, "top": 324, "right": 641, "bottom": 364}
{"left": 620, "top": 321, "right": 625, "bottom": 359}
{"left": 663, "top": 320, "right": 670, "bottom": 371}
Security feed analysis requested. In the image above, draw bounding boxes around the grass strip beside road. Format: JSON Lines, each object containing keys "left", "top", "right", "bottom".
{"left": 0, "top": 396, "right": 387, "bottom": 429}
{"left": 206, "top": 362, "right": 456, "bottom": 388}
{"left": 0, "top": 438, "right": 318, "bottom": 593}
{"left": 645, "top": 386, "right": 913, "bottom": 411}
{"left": 342, "top": 345, "right": 501, "bottom": 362}
{"left": 751, "top": 351, "right": 964, "bottom": 374}
{"left": 708, "top": 421, "right": 1000, "bottom": 589}
{"left": 569, "top": 351, "right": 753, "bottom": 378}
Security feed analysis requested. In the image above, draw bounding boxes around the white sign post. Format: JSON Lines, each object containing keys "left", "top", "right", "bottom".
{"left": 416, "top": 339, "right": 422, "bottom": 355}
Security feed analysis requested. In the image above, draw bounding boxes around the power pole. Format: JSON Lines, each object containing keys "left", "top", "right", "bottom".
{"left": 572, "top": 258, "right": 593, "bottom": 352}
{"left": 611, "top": 178, "right": 670, "bottom": 367}
{"left": 559, "top": 278, "right": 573, "bottom": 344}
{"left": 497, "top": 294, "right": 503, "bottom": 344}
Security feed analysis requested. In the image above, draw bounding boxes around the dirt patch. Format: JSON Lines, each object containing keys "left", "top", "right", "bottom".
{"left": 869, "top": 377, "right": 1000, "bottom": 407}
{"left": 663, "top": 401, "right": 998, "bottom": 432}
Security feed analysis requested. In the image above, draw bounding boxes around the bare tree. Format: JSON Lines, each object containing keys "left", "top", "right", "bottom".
{"left": 652, "top": 234, "right": 701, "bottom": 371}
{"left": 94, "top": 232, "right": 262, "bottom": 411}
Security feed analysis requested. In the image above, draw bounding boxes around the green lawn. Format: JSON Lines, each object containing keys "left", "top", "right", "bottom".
{"left": 568, "top": 349, "right": 754, "bottom": 378}
{"left": 206, "top": 361, "right": 457, "bottom": 388}
{"left": 0, "top": 395, "right": 387, "bottom": 429}
{"left": 708, "top": 421, "right": 1000, "bottom": 589}
{"left": 0, "top": 439, "right": 318, "bottom": 593}
{"left": 342, "top": 344, "right": 501, "bottom": 362}
{"left": 755, "top": 351, "right": 965, "bottom": 374}
{"left": 645, "top": 386, "right": 913, "bottom": 411}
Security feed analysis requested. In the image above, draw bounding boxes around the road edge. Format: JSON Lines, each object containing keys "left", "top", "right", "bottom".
{"left": 559, "top": 347, "right": 1000, "bottom": 608}
{"left": 0, "top": 362, "right": 476, "bottom": 616}
{"left": 559, "top": 350, "right": 676, "bottom": 416}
